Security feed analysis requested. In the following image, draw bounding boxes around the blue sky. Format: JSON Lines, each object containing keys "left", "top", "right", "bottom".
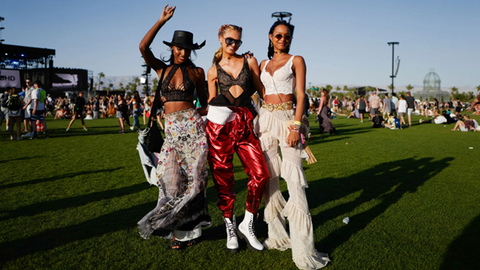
{"left": 2, "top": 0, "right": 479, "bottom": 91}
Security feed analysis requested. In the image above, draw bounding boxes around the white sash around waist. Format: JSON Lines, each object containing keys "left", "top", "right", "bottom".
{"left": 206, "top": 105, "right": 236, "bottom": 125}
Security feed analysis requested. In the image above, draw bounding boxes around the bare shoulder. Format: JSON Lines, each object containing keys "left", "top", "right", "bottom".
{"left": 292, "top": 55, "right": 306, "bottom": 66}
{"left": 207, "top": 65, "right": 217, "bottom": 79}
{"left": 259, "top": 59, "right": 268, "bottom": 71}
{"left": 247, "top": 56, "right": 259, "bottom": 68}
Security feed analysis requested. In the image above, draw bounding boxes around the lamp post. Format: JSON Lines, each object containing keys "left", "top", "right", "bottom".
{"left": 388, "top": 42, "right": 399, "bottom": 94}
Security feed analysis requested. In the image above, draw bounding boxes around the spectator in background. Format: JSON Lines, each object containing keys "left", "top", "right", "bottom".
{"left": 116, "top": 94, "right": 129, "bottom": 133}
{"left": 396, "top": 95, "right": 407, "bottom": 128}
{"left": 46, "top": 94, "right": 54, "bottom": 116}
{"left": 0, "top": 89, "right": 9, "bottom": 132}
{"left": 451, "top": 114, "right": 476, "bottom": 131}
{"left": 423, "top": 99, "right": 431, "bottom": 117}
{"left": 372, "top": 110, "right": 385, "bottom": 128}
{"left": 390, "top": 93, "right": 398, "bottom": 117}
{"left": 129, "top": 91, "right": 143, "bottom": 131}
{"left": 471, "top": 94, "right": 480, "bottom": 115}
{"left": 405, "top": 91, "right": 415, "bottom": 127}
{"left": 22, "top": 79, "right": 35, "bottom": 136}
{"left": 54, "top": 97, "right": 65, "bottom": 120}
{"left": 356, "top": 94, "right": 368, "bottom": 123}
{"left": 143, "top": 93, "right": 151, "bottom": 125}
{"left": 369, "top": 90, "right": 381, "bottom": 120}
{"left": 432, "top": 98, "right": 440, "bottom": 118}
{"left": 93, "top": 95, "right": 100, "bottom": 119}
{"left": 455, "top": 98, "right": 463, "bottom": 117}
{"left": 30, "top": 80, "right": 48, "bottom": 139}
{"left": 385, "top": 114, "right": 396, "bottom": 129}
{"left": 382, "top": 93, "right": 391, "bottom": 119}
{"left": 66, "top": 91, "right": 88, "bottom": 131}
{"left": 6, "top": 88, "right": 24, "bottom": 140}
{"left": 317, "top": 89, "right": 336, "bottom": 133}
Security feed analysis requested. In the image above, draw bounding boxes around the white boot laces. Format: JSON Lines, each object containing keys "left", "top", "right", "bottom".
{"left": 248, "top": 218, "right": 255, "bottom": 237}
{"left": 226, "top": 219, "right": 236, "bottom": 239}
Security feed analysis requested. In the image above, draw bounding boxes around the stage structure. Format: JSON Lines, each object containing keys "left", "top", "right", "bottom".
{"left": 0, "top": 43, "right": 88, "bottom": 97}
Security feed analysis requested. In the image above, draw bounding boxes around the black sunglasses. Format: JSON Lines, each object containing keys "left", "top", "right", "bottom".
{"left": 274, "top": 34, "right": 291, "bottom": 41}
{"left": 225, "top": 37, "right": 242, "bottom": 47}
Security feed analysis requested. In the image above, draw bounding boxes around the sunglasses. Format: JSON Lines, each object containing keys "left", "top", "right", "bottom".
{"left": 225, "top": 37, "right": 242, "bottom": 47}
{"left": 274, "top": 34, "right": 291, "bottom": 41}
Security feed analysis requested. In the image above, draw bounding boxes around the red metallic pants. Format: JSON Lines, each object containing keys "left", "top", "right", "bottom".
{"left": 206, "top": 107, "right": 269, "bottom": 219}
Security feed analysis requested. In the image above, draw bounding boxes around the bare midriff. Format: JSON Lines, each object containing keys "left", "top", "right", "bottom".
{"left": 164, "top": 101, "right": 195, "bottom": 114}
{"left": 264, "top": 93, "right": 293, "bottom": 104}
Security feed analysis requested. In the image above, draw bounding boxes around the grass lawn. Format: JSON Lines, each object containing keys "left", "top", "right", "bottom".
{"left": 0, "top": 113, "right": 479, "bottom": 270}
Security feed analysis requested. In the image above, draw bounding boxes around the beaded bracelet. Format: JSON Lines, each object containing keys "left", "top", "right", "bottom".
{"left": 293, "top": 120, "right": 302, "bottom": 126}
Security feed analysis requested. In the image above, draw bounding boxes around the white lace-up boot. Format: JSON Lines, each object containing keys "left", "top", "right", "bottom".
{"left": 224, "top": 215, "right": 239, "bottom": 253}
{"left": 238, "top": 210, "right": 264, "bottom": 251}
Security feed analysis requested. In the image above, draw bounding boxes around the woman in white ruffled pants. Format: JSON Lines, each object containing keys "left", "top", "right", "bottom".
{"left": 257, "top": 20, "right": 330, "bottom": 270}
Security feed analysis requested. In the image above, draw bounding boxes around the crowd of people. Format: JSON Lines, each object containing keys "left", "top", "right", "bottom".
{"left": 0, "top": 82, "right": 168, "bottom": 138}
{"left": 3, "top": 5, "right": 480, "bottom": 270}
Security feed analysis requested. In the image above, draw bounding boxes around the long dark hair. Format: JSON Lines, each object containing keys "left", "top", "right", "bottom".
{"left": 133, "top": 91, "right": 141, "bottom": 104}
{"left": 267, "top": 20, "right": 295, "bottom": 59}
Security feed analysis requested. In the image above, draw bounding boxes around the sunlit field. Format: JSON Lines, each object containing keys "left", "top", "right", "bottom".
{"left": 1, "top": 113, "right": 479, "bottom": 270}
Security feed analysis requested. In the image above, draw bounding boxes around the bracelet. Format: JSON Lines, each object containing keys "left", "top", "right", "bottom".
{"left": 293, "top": 120, "right": 302, "bottom": 126}
{"left": 291, "top": 129, "right": 300, "bottom": 133}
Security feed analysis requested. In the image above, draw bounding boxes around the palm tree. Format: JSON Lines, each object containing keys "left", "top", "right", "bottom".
{"left": 335, "top": 86, "right": 341, "bottom": 91}
{"left": 152, "top": 78, "right": 159, "bottom": 93}
{"left": 343, "top": 85, "right": 348, "bottom": 91}
{"left": 476, "top": 85, "right": 480, "bottom": 94}
{"left": 98, "top": 72, "right": 105, "bottom": 91}
{"left": 134, "top": 77, "right": 141, "bottom": 90}
{"left": 450, "top": 86, "right": 458, "bottom": 100}
{"left": 406, "top": 84, "right": 414, "bottom": 91}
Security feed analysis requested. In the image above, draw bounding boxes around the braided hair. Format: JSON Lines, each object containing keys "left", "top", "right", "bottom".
{"left": 267, "top": 20, "right": 295, "bottom": 59}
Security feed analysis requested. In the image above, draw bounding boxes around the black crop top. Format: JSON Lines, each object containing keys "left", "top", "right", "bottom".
{"left": 159, "top": 63, "right": 195, "bottom": 103}
{"left": 209, "top": 58, "right": 255, "bottom": 115}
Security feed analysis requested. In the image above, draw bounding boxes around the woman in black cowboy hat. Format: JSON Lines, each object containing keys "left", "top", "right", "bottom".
{"left": 137, "top": 4, "right": 211, "bottom": 250}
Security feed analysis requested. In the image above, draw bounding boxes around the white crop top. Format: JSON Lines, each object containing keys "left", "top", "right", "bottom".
{"left": 260, "top": 55, "right": 296, "bottom": 96}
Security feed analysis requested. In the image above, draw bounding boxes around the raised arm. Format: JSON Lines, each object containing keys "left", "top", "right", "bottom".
{"left": 139, "top": 5, "right": 176, "bottom": 74}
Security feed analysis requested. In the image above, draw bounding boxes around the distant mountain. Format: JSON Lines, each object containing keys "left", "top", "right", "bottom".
{"left": 103, "top": 76, "right": 137, "bottom": 87}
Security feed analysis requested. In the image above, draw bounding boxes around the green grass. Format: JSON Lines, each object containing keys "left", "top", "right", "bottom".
{"left": 1, "top": 113, "right": 479, "bottom": 270}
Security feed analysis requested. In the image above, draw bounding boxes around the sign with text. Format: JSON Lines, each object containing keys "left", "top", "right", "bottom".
{"left": 0, "top": 69, "right": 21, "bottom": 89}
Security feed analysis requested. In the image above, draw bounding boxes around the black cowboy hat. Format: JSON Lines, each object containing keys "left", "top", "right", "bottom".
{"left": 163, "top": 30, "right": 206, "bottom": 50}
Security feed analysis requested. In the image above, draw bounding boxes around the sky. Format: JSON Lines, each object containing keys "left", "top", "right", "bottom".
{"left": 2, "top": 0, "right": 479, "bottom": 92}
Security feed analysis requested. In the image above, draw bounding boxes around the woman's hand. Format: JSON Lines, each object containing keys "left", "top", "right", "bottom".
{"left": 160, "top": 4, "right": 176, "bottom": 21}
{"left": 286, "top": 129, "right": 300, "bottom": 147}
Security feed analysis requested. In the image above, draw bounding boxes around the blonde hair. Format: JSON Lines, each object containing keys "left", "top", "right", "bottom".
{"left": 212, "top": 24, "right": 243, "bottom": 65}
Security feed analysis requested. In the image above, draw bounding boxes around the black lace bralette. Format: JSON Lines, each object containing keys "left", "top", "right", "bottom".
{"left": 215, "top": 57, "right": 252, "bottom": 107}
{"left": 159, "top": 64, "right": 195, "bottom": 103}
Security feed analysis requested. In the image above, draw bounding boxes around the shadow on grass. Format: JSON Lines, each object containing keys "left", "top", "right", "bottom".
{"left": 307, "top": 157, "right": 454, "bottom": 253}
{"left": 308, "top": 123, "right": 374, "bottom": 145}
{"left": 440, "top": 214, "right": 480, "bottom": 270}
{"left": 0, "top": 182, "right": 149, "bottom": 222}
{"left": 0, "top": 167, "right": 124, "bottom": 189}
{"left": 0, "top": 202, "right": 153, "bottom": 264}
{"left": 48, "top": 127, "right": 139, "bottom": 138}
{"left": 0, "top": 155, "right": 44, "bottom": 165}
